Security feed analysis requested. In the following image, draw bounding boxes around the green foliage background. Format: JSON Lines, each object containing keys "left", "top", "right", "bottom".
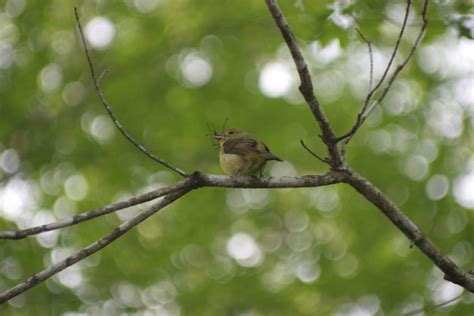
{"left": 0, "top": 0, "right": 472, "bottom": 315}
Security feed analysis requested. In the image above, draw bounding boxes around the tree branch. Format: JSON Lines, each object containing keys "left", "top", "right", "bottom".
{"left": 363, "top": 1, "right": 429, "bottom": 118}
{"left": 356, "top": 28, "right": 374, "bottom": 95}
{"left": 403, "top": 292, "right": 464, "bottom": 315}
{"left": 2, "top": 0, "right": 470, "bottom": 307}
{"left": 344, "top": 169, "right": 474, "bottom": 292}
{"left": 264, "top": 0, "right": 344, "bottom": 168}
{"left": 74, "top": 8, "right": 189, "bottom": 178}
{"left": 366, "top": 0, "right": 412, "bottom": 105}
{"left": 0, "top": 171, "right": 346, "bottom": 239}
{"left": 0, "top": 187, "right": 193, "bottom": 304}
{"left": 337, "top": 0, "right": 429, "bottom": 144}
{"left": 0, "top": 171, "right": 345, "bottom": 302}
{"left": 300, "top": 139, "right": 329, "bottom": 164}
{"left": 263, "top": 0, "right": 474, "bottom": 294}
{"left": 0, "top": 178, "right": 194, "bottom": 240}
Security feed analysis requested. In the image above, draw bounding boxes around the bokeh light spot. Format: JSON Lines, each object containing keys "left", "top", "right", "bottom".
{"left": 0, "top": 148, "right": 20, "bottom": 174}
{"left": 259, "top": 61, "right": 294, "bottom": 98}
{"left": 226, "top": 232, "right": 263, "bottom": 267}
{"left": 453, "top": 171, "right": 474, "bottom": 209}
{"left": 64, "top": 173, "right": 89, "bottom": 201}
{"left": 425, "top": 174, "right": 449, "bottom": 201}
{"left": 90, "top": 115, "right": 115, "bottom": 144}
{"left": 39, "top": 63, "right": 63, "bottom": 93}
{"left": 85, "top": 17, "right": 116, "bottom": 49}
{"left": 404, "top": 155, "right": 429, "bottom": 181}
{"left": 179, "top": 51, "right": 213, "bottom": 87}
{"left": 133, "top": 0, "right": 161, "bottom": 13}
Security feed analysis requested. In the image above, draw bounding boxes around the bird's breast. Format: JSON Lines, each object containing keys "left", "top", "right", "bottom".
{"left": 219, "top": 152, "right": 265, "bottom": 176}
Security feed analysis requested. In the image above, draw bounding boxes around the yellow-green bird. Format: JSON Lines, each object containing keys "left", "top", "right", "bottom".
{"left": 213, "top": 128, "right": 282, "bottom": 176}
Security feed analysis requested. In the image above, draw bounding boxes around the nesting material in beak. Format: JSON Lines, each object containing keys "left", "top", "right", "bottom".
{"left": 213, "top": 132, "right": 224, "bottom": 140}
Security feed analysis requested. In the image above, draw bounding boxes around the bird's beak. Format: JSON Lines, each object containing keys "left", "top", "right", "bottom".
{"left": 213, "top": 132, "right": 224, "bottom": 140}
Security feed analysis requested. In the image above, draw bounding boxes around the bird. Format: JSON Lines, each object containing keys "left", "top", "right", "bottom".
{"left": 213, "top": 128, "right": 282, "bottom": 176}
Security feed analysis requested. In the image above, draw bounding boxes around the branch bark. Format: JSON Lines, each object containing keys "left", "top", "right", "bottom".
{"left": 0, "top": 172, "right": 346, "bottom": 239}
{"left": 0, "top": 171, "right": 345, "bottom": 302}
{"left": 344, "top": 169, "right": 474, "bottom": 292}
{"left": 2, "top": 169, "right": 473, "bottom": 301}
{"left": 0, "top": 187, "right": 193, "bottom": 304}
{"left": 1, "top": 0, "right": 471, "bottom": 307}
{"left": 0, "top": 178, "right": 194, "bottom": 240}
{"left": 264, "top": 0, "right": 344, "bottom": 168}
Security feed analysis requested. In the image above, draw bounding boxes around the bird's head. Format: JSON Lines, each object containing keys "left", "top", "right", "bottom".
{"left": 213, "top": 128, "right": 247, "bottom": 143}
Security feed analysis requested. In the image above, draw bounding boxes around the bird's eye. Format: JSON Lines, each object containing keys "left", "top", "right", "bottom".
{"left": 228, "top": 131, "right": 234, "bottom": 135}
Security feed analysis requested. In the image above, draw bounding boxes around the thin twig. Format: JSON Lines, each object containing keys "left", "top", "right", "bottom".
{"left": 403, "top": 292, "right": 464, "bottom": 315}
{"left": 365, "top": 0, "right": 411, "bottom": 109}
{"left": 0, "top": 187, "right": 192, "bottom": 304}
{"left": 0, "top": 178, "right": 193, "bottom": 239}
{"left": 337, "top": 0, "right": 423, "bottom": 144}
{"left": 363, "top": 0, "right": 429, "bottom": 118}
{"left": 300, "top": 140, "right": 329, "bottom": 164}
{"left": 355, "top": 28, "right": 374, "bottom": 93}
{"left": 264, "top": 0, "right": 344, "bottom": 168}
{"left": 74, "top": 8, "right": 188, "bottom": 177}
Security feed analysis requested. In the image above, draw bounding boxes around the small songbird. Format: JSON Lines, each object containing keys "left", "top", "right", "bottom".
{"left": 213, "top": 128, "right": 282, "bottom": 176}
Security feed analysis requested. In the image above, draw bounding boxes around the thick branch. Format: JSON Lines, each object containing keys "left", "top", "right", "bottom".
{"left": 344, "top": 169, "right": 474, "bottom": 292}
{"left": 0, "top": 178, "right": 194, "bottom": 240}
{"left": 0, "top": 171, "right": 344, "bottom": 302}
{"left": 264, "top": 0, "right": 344, "bottom": 168}
{"left": 74, "top": 8, "right": 188, "bottom": 177}
{"left": 2, "top": 167, "right": 473, "bottom": 300}
{"left": 199, "top": 172, "right": 345, "bottom": 188}
{"left": 0, "top": 188, "right": 192, "bottom": 304}
{"left": 0, "top": 172, "right": 346, "bottom": 239}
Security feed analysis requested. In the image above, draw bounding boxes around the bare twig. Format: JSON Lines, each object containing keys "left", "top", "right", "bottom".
{"left": 264, "top": 0, "right": 344, "bottom": 168}
{"left": 0, "top": 178, "right": 194, "bottom": 239}
{"left": 3, "top": 0, "right": 472, "bottom": 306}
{"left": 74, "top": 8, "right": 188, "bottom": 177}
{"left": 0, "top": 187, "right": 192, "bottom": 304}
{"left": 367, "top": 0, "right": 412, "bottom": 103}
{"left": 403, "top": 292, "right": 464, "bottom": 316}
{"left": 337, "top": 0, "right": 430, "bottom": 144}
{"left": 356, "top": 28, "right": 374, "bottom": 93}
{"left": 364, "top": 1, "right": 429, "bottom": 118}
{"left": 300, "top": 140, "right": 329, "bottom": 164}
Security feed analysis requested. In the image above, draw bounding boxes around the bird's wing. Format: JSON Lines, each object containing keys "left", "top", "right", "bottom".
{"left": 223, "top": 137, "right": 282, "bottom": 161}
{"left": 223, "top": 136, "right": 260, "bottom": 156}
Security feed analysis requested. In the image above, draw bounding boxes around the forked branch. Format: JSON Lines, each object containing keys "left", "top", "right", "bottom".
{"left": 355, "top": 28, "right": 374, "bottom": 94}
{"left": 265, "top": 0, "right": 474, "bottom": 293}
{"left": 338, "top": 0, "right": 429, "bottom": 144}
{"left": 1, "top": 0, "right": 472, "bottom": 308}
{"left": 0, "top": 187, "right": 193, "bottom": 304}
{"left": 0, "top": 171, "right": 346, "bottom": 302}
{"left": 0, "top": 179, "right": 193, "bottom": 240}
{"left": 264, "top": 0, "right": 344, "bottom": 168}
